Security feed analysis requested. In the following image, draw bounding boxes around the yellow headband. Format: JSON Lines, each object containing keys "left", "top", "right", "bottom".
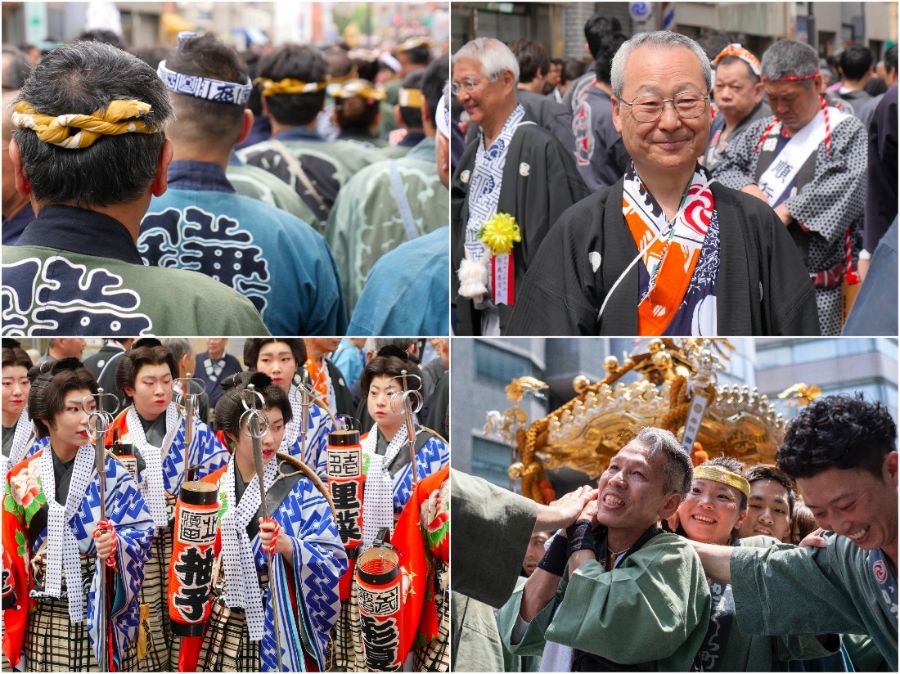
{"left": 398, "top": 88, "right": 424, "bottom": 108}
{"left": 254, "top": 77, "right": 327, "bottom": 97}
{"left": 693, "top": 465, "right": 751, "bottom": 499}
{"left": 332, "top": 80, "right": 386, "bottom": 102}
{"left": 11, "top": 100, "right": 156, "bottom": 150}
{"left": 326, "top": 71, "right": 357, "bottom": 85}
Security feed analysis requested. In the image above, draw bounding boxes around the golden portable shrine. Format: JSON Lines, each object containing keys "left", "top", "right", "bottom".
{"left": 484, "top": 338, "right": 821, "bottom": 504}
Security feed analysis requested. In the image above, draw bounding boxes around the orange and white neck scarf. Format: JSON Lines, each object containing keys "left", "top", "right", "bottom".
{"left": 623, "top": 164, "right": 714, "bottom": 335}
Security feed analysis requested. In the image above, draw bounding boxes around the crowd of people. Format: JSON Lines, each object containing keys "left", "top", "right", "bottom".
{"left": 1, "top": 26, "right": 450, "bottom": 336}
{"left": 1, "top": 336, "right": 450, "bottom": 671}
{"left": 451, "top": 17, "right": 897, "bottom": 337}
{"left": 452, "top": 394, "right": 897, "bottom": 672}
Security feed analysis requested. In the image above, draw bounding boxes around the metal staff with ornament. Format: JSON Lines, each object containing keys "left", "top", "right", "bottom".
{"left": 390, "top": 370, "right": 424, "bottom": 489}
{"left": 176, "top": 373, "right": 204, "bottom": 484}
{"left": 84, "top": 388, "right": 119, "bottom": 673}
{"left": 243, "top": 384, "right": 285, "bottom": 672}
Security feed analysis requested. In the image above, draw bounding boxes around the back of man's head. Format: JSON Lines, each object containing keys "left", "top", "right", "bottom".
{"left": 13, "top": 41, "right": 172, "bottom": 208}
{"left": 421, "top": 54, "right": 449, "bottom": 128}
{"left": 77, "top": 29, "right": 127, "bottom": 51}
{"left": 584, "top": 15, "right": 622, "bottom": 60}
{"left": 839, "top": 44, "right": 874, "bottom": 82}
{"left": 2, "top": 47, "right": 32, "bottom": 91}
{"left": 164, "top": 33, "right": 249, "bottom": 151}
{"left": 258, "top": 44, "right": 328, "bottom": 127}
{"left": 510, "top": 39, "right": 549, "bottom": 84}
{"left": 778, "top": 394, "right": 896, "bottom": 480}
{"left": 398, "top": 70, "right": 425, "bottom": 129}
{"left": 885, "top": 44, "right": 898, "bottom": 79}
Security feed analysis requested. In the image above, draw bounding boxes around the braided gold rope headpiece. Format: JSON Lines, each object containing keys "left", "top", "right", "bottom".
{"left": 11, "top": 100, "right": 157, "bottom": 149}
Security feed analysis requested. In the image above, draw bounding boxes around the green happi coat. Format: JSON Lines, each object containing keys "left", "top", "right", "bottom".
{"left": 498, "top": 531, "right": 711, "bottom": 671}
{"left": 325, "top": 137, "right": 447, "bottom": 312}
{"left": 226, "top": 161, "right": 319, "bottom": 226}
{"left": 730, "top": 533, "right": 898, "bottom": 667}
{"left": 697, "top": 537, "right": 840, "bottom": 671}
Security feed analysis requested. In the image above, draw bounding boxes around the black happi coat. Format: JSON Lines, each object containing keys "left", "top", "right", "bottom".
{"left": 506, "top": 180, "right": 821, "bottom": 336}
{"left": 451, "top": 123, "right": 589, "bottom": 335}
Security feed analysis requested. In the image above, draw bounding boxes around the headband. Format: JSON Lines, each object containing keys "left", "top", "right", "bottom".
{"left": 398, "top": 36, "right": 431, "bottom": 53}
{"left": 331, "top": 80, "right": 386, "bottom": 102}
{"left": 255, "top": 77, "right": 327, "bottom": 97}
{"left": 398, "top": 87, "right": 425, "bottom": 108}
{"left": 11, "top": 100, "right": 156, "bottom": 150}
{"left": 693, "top": 464, "right": 751, "bottom": 499}
{"left": 435, "top": 93, "right": 450, "bottom": 139}
{"left": 712, "top": 43, "right": 762, "bottom": 77}
{"left": 760, "top": 72, "right": 818, "bottom": 83}
{"left": 157, "top": 60, "right": 252, "bottom": 106}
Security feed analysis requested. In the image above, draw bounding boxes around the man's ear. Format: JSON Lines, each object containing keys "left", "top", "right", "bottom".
{"left": 885, "top": 450, "right": 898, "bottom": 487}
{"left": 611, "top": 96, "right": 623, "bottom": 134}
{"left": 9, "top": 138, "right": 31, "bottom": 196}
{"left": 658, "top": 492, "right": 682, "bottom": 522}
{"left": 150, "top": 138, "right": 173, "bottom": 198}
{"left": 235, "top": 109, "right": 254, "bottom": 146}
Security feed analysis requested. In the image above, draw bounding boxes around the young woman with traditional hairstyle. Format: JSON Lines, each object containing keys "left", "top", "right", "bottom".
{"left": 105, "top": 341, "right": 229, "bottom": 671}
{"left": 332, "top": 349, "right": 450, "bottom": 670}
{"left": 244, "top": 338, "right": 335, "bottom": 480}
{"left": 187, "top": 371, "right": 346, "bottom": 672}
{"left": 1, "top": 343, "right": 34, "bottom": 473}
{"left": 2, "top": 359, "right": 153, "bottom": 671}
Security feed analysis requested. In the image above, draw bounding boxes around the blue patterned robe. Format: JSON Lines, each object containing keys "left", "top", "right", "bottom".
{"left": 3, "top": 448, "right": 154, "bottom": 667}
{"left": 206, "top": 458, "right": 347, "bottom": 671}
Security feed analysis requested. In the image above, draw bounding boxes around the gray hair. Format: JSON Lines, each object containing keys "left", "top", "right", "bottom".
{"left": 14, "top": 41, "right": 172, "bottom": 208}
{"left": 453, "top": 37, "right": 520, "bottom": 83}
{"left": 162, "top": 338, "right": 193, "bottom": 367}
{"left": 761, "top": 39, "right": 818, "bottom": 82}
{"left": 2, "top": 47, "right": 32, "bottom": 90}
{"left": 634, "top": 427, "right": 693, "bottom": 497}
{"left": 610, "top": 31, "right": 712, "bottom": 99}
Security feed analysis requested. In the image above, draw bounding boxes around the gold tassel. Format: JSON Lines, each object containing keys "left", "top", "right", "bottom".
{"left": 137, "top": 602, "right": 150, "bottom": 661}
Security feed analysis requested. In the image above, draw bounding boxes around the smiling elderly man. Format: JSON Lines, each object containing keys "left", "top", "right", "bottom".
{"left": 497, "top": 428, "right": 710, "bottom": 671}
{"left": 691, "top": 395, "right": 899, "bottom": 667}
{"left": 451, "top": 37, "right": 587, "bottom": 336}
{"left": 506, "top": 31, "right": 819, "bottom": 336}
{"left": 712, "top": 39, "right": 868, "bottom": 335}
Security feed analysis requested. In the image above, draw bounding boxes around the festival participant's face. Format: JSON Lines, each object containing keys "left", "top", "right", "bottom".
{"left": 49, "top": 389, "right": 95, "bottom": 451}
{"left": 739, "top": 478, "right": 792, "bottom": 542}
{"left": 128, "top": 364, "right": 173, "bottom": 420}
{"left": 453, "top": 57, "right": 513, "bottom": 129}
{"left": 763, "top": 78, "right": 821, "bottom": 134}
{"left": 678, "top": 478, "right": 746, "bottom": 545}
{"left": 367, "top": 374, "right": 404, "bottom": 431}
{"left": 2, "top": 365, "right": 30, "bottom": 420}
{"left": 256, "top": 342, "right": 296, "bottom": 394}
{"left": 596, "top": 441, "right": 680, "bottom": 534}
{"left": 612, "top": 45, "right": 710, "bottom": 178}
{"left": 522, "top": 532, "right": 549, "bottom": 576}
{"left": 207, "top": 338, "right": 227, "bottom": 357}
{"left": 713, "top": 60, "right": 763, "bottom": 123}
{"left": 57, "top": 339, "right": 86, "bottom": 359}
{"left": 235, "top": 406, "right": 285, "bottom": 467}
{"left": 797, "top": 453, "right": 898, "bottom": 552}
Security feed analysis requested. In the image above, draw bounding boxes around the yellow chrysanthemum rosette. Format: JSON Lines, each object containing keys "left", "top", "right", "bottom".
{"left": 478, "top": 212, "right": 521, "bottom": 255}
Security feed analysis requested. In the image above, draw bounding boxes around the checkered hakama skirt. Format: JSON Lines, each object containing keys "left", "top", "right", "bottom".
{"left": 330, "top": 582, "right": 367, "bottom": 672}
{"left": 195, "top": 570, "right": 271, "bottom": 674}
{"left": 25, "top": 556, "right": 137, "bottom": 672}
{"left": 135, "top": 520, "right": 184, "bottom": 672}
{"left": 414, "top": 561, "right": 450, "bottom": 672}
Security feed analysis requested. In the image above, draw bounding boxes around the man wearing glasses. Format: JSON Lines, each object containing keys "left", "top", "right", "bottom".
{"left": 506, "top": 31, "right": 820, "bottom": 337}
{"left": 451, "top": 37, "right": 588, "bottom": 336}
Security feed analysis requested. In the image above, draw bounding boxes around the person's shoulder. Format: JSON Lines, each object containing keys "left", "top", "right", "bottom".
{"left": 373, "top": 226, "right": 448, "bottom": 272}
